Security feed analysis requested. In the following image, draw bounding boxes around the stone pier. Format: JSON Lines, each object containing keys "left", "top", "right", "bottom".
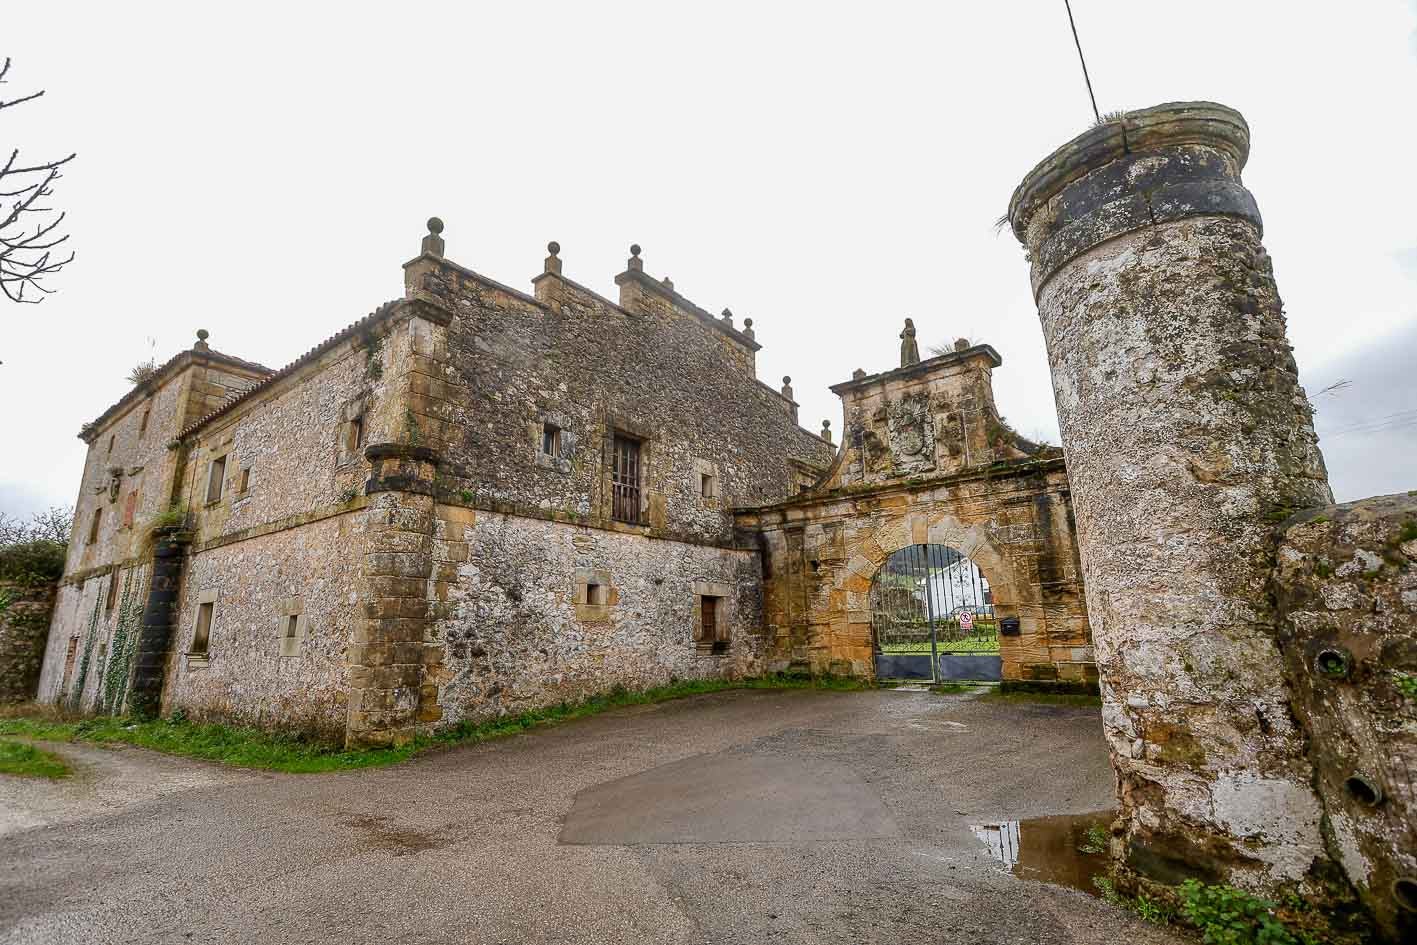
{"left": 1008, "top": 103, "right": 1335, "bottom": 892}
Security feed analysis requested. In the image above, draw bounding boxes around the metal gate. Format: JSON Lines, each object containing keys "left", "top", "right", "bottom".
{"left": 869, "top": 543, "right": 1001, "bottom": 682}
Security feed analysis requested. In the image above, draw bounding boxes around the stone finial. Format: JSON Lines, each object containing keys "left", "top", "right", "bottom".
{"left": 422, "top": 217, "right": 446, "bottom": 257}
{"left": 821, "top": 419, "right": 832, "bottom": 443}
{"left": 720, "top": 308, "right": 734, "bottom": 328}
{"left": 662, "top": 276, "right": 674, "bottom": 291}
{"left": 781, "top": 376, "right": 794, "bottom": 400}
{"left": 954, "top": 337, "right": 970, "bottom": 352}
{"left": 852, "top": 368, "right": 867, "bottom": 380}
{"left": 544, "top": 241, "right": 562, "bottom": 275}
{"left": 627, "top": 243, "right": 643, "bottom": 272}
{"left": 194, "top": 329, "right": 210, "bottom": 352}
{"left": 742, "top": 317, "right": 754, "bottom": 340}
{"left": 900, "top": 317, "right": 920, "bottom": 367}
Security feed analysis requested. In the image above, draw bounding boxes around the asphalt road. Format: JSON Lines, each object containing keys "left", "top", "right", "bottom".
{"left": 0, "top": 688, "right": 1186, "bottom": 944}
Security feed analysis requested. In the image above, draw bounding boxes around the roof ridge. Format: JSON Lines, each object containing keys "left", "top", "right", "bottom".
{"left": 172, "top": 298, "right": 410, "bottom": 441}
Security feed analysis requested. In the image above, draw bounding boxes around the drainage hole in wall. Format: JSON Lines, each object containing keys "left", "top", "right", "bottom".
{"left": 1314, "top": 648, "right": 1351, "bottom": 680}
{"left": 1343, "top": 775, "right": 1383, "bottom": 807}
{"left": 1393, "top": 878, "right": 1417, "bottom": 913}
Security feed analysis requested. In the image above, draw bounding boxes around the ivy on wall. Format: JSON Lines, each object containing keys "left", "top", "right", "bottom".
{"left": 101, "top": 566, "right": 145, "bottom": 714}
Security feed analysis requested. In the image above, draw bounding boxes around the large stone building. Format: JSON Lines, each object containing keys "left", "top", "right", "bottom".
{"left": 35, "top": 224, "right": 1095, "bottom": 747}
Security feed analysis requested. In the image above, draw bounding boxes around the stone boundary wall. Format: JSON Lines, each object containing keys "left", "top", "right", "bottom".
{"left": 0, "top": 579, "right": 56, "bottom": 703}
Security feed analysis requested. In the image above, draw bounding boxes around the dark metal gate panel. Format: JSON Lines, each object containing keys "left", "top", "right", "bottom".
{"left": 870, "top": 543, "right": 1001, "bottom": 682}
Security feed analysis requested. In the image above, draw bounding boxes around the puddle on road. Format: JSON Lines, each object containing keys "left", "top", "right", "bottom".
{"left": 971, "top": 809, "right": 1114, "bottom": 896}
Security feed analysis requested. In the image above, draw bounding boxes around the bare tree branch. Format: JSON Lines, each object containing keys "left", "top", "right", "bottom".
{"left": 0, "top": 58, "right": 75, "bottom": 303}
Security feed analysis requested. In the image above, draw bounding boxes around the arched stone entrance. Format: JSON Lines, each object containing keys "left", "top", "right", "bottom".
{"left": 869, "top": 542, "right": 1001, "bottom": 682}
{"left": 735, "top": 329, "right": 1097, "bottom": 690}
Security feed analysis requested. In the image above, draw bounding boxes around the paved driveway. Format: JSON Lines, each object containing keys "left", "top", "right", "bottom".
{"left": 0, "top": 689, "right": 1184, "bottom": 944}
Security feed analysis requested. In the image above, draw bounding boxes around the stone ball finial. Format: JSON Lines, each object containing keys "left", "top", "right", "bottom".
{"left": 427, "top": 217, "right": 445, "bottom": 235}
{"left": 630, "top": 243, "right": 641, "bottom": 258}
{"left": 821, "top": 419, "right": 830, "bottom": 429}
{"left": 955, "top": 337, "right": 970, "bottom": 352}
{"left": 852, "top": 368, "right": 867, "bottom": 380}
{"left": 196, "top": 329, "right": 209, "bottom": 342}
{"left": 743, "top": 317, "right": 753, "bottom": 328}
{"left": 547, "top": 241, "right": 560, "bottom": 256}
{"left": 783, "top": 376, "right": 792, "bottom": 385}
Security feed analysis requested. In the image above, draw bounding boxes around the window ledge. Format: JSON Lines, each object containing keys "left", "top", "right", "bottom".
{"left": 186, "top": 654, "right": 210, "bottom": 668}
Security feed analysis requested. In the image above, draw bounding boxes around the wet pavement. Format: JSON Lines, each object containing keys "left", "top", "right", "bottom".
{"left": 0, "top": 688, "right": 1185, "bottom": 944}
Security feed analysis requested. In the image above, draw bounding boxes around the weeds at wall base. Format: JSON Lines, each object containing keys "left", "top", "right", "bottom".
{"left": 0, "top": 674, "right": 866, "bottom": 775}
{"left": 1092, "top": 870, "right": 1369, "bottom": 945}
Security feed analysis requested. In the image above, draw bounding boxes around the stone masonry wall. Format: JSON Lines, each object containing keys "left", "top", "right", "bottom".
{"left": 431, "top": 506, "right": 764, "bottom": 726}
{"left": 1272, "top": 494, "right": 1417, "bottom": 940}
{"left": 404, "top": 248, "right": 834, "bottom": 544}
{"left": 160, "top": 512, "right": 365, "bottom": 740}
{"left": 40, "top": 344, "right": 268, "bottom": 711}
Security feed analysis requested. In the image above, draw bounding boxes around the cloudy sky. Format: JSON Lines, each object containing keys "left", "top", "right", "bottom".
{"left": 2, "top": 1, "right": 1414, "bottom": 517}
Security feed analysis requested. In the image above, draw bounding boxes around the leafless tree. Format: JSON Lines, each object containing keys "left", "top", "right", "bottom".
{"left": 1, "top": 57, "right": 75, "bottom": 303}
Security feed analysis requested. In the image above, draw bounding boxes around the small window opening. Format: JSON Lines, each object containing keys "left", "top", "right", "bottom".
{"left": 88, "top": 508, "right": 102, "bottom": 544}
{"left": 586, "top": 581, "right": 606, "bottom": 606}
{"left": 542, "top": 423, "right": 562, "bottom": 457}
{"left": 696, "top": 595, "right": 729, "bottom": 654}
{"left": 191, "top": 601, "right": 214, "bottom": 656}
{"left": 107, "top": 435, "right": 115, "bottom": 454}
{"left": 206, "top": 455, "right": 227, "bottom": 504}
{"left": 700, "top": 472, "right": 716, "bottom": 499}
{"left": 347, "top": 414, "right": 366, "bottom": 454}
{"left": 105, "top": 570, "right": 120, "bottom": 615}
{"left": 238, "top": 466, "right": 251, "bottom": 494}
{"left": 139, "top": 406, "right": 151, "bottom": 437}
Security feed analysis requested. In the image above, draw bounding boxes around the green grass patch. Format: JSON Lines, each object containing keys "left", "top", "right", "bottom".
{"left": 978, "top": 689, "right": 1102, "bottom": 707}
{"left": 880, "top": 637, "right": 1001, "bottom": 654}
{"left": 929, "top": 682, "right": 989, "bottom": 694}
{"left": 0, "top": 738, "right": 70, "bottom": 779}
{"left": 0, "top": 674, "right": 865, "bottom": 775}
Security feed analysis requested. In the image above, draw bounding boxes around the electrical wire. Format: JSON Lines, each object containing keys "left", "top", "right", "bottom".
{"left": 1063, "top": 0, "right": 1101, "bottom": 124}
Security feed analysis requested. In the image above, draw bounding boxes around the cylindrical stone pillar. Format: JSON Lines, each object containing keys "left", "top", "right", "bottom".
{"left": 1008, "top": 103, "right": 1334, "bottom": 892}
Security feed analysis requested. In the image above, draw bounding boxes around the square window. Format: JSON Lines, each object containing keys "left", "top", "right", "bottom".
{"left": 586, "top": 581, "right": 606, "bottom": 606}
{"left": 206, "top": 455, "right": 227, "bottom": 504}
{"left": 191, "top": 601, "right": 214, "bottom": 656}
{"left": 541, "top": 423, "right": 561, "bottom": 457}
{"left": 238, "top": 467, "right": 251, "bottom": 494}
{"left": 700, "top": 472, "right": 716, "bottom": 499}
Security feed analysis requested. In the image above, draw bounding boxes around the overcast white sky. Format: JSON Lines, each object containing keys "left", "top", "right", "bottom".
{"left": 3, "top": 1, "right": 1415, "bottom": 518}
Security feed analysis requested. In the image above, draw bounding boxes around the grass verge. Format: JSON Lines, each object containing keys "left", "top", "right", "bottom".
{"left": 0, "top": 674, "right": 865, "bottom": 775}
{"left": 0, "top": 738, "right": 70, "bottom": 779}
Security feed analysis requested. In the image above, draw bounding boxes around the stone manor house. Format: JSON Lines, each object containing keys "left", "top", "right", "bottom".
{"left": 37, "top": 222, "right": 1094, "bottom": 747}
